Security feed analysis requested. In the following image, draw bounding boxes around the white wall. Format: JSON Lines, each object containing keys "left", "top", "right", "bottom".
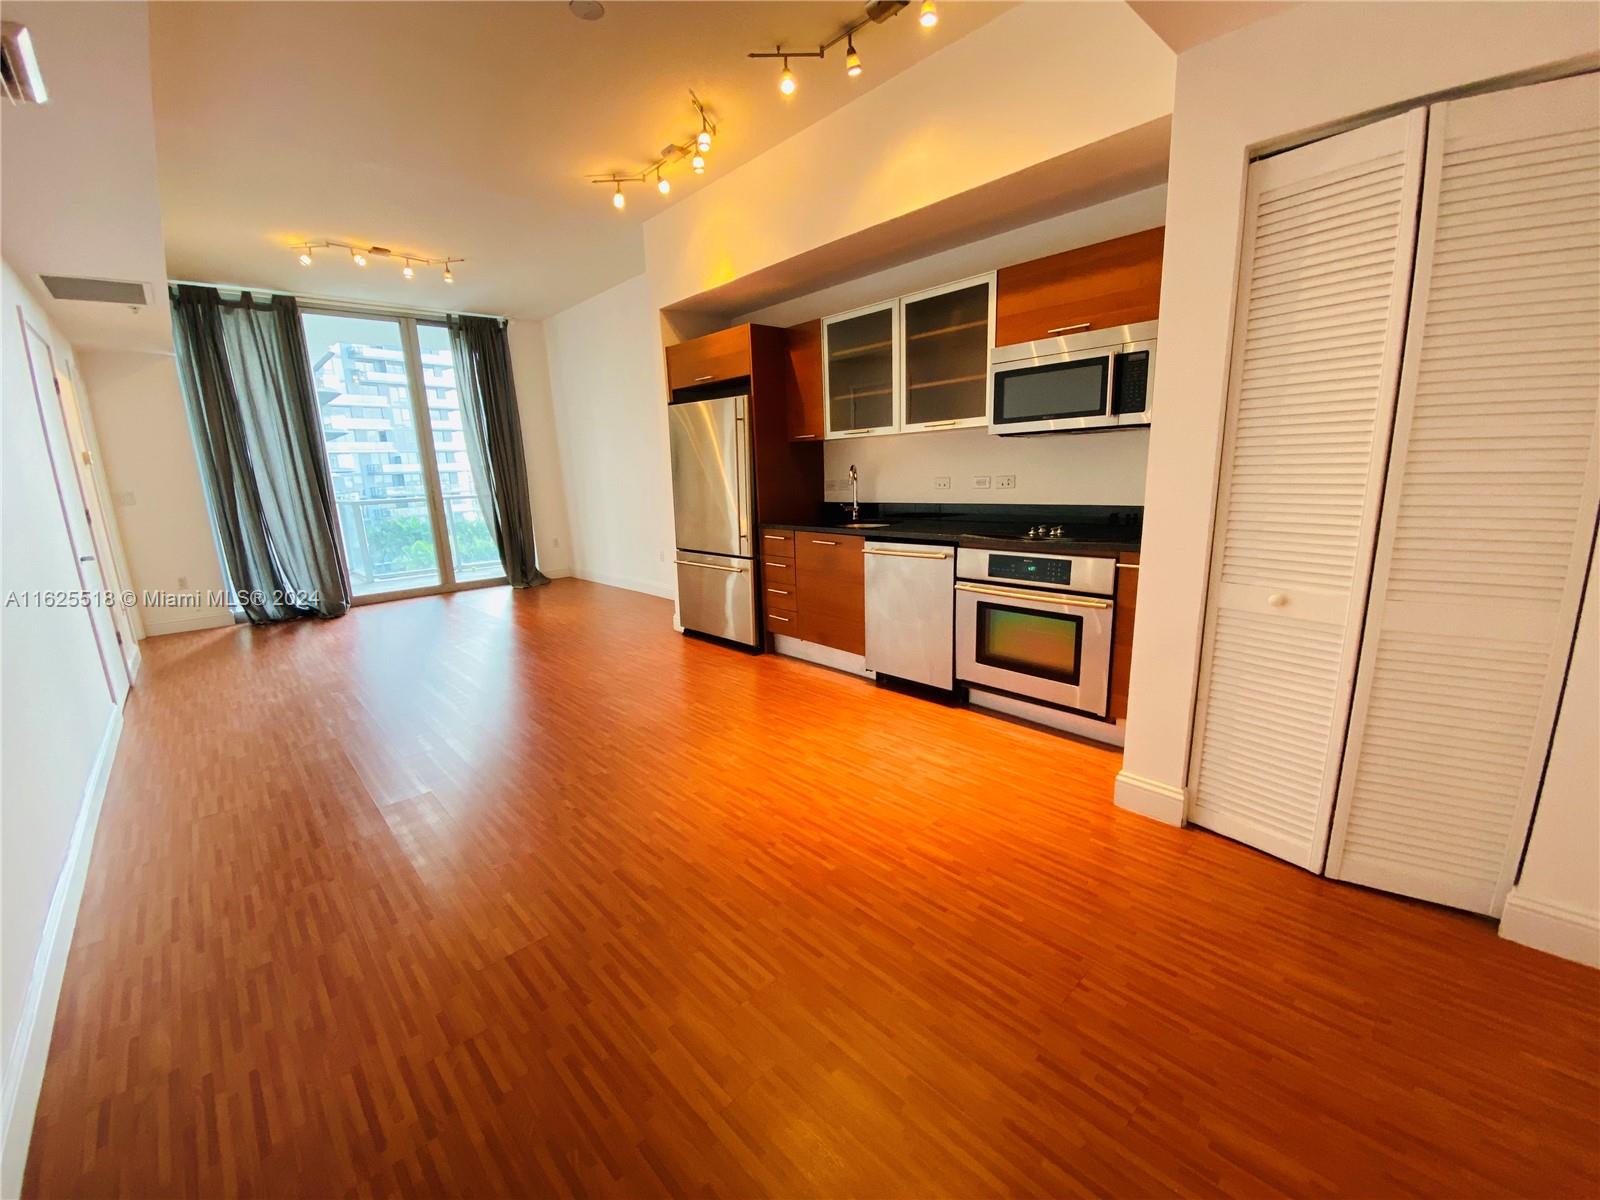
{"left": 540, "top": 274, "right": 675, "bottom": 598}
{"left": 1, "top": 261, "right": 124, "bottom": 1195}
{"left": 741, "top": 186, "right": 1168, "bottom": 507}
{"left": 1115, "top": 1, "right": 1600, "bottom": 826}
{"left": 76, "top": 351, "right": 232, "bottom": 636}
{"left": 506, "top": 320, "right": 574, "bottom": 579}
{"left": 1501, "top": 567, "right": 1600, "bottom": 967}
{"left": 642, "top": 2, "right": 1174, "bottom": 311}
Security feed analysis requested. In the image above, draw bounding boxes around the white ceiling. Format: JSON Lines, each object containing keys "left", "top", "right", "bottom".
{"left": 1, "top": 1, "right": 176, "bottom": 353}
{"left": 150, "top": 1, "right": 1012, "bottom": 321}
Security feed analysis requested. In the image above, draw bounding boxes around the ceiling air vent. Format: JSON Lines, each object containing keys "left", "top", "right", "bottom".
{"left": 1, "top": 21, "right": 47, "bottom": 105}
{"left": 40, "top": 276, "right": 148, "bottom": 305}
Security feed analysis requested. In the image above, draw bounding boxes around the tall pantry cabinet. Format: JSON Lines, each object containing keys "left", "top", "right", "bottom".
{"left": 1189, "top": 72, "right": 1599, "bottom": 916}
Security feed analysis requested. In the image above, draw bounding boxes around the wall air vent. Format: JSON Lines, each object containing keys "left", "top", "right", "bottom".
{"left": 40, "top": 276, "right": 148, "bottom": 305}
{"left": 1, "top": 21, "right": 47, "bottom": 105}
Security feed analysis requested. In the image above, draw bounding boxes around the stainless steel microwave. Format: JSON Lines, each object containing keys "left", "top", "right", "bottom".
{"left": 987, "top": 320, "right": 1156, "bottom": 435}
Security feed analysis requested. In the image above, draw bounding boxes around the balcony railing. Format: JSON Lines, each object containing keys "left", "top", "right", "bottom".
{"left": 334, "top": 495, "right": 503, "bottom": 595}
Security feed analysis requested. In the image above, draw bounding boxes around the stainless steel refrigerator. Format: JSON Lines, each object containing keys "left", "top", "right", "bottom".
{"left": 668, "top": 393, "right": 757, "bottom": 646}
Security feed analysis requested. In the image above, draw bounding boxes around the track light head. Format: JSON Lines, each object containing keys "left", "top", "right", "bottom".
{"left": 297, "top": 247, "right": 313, "bottom": 267}
{"left": 845, "top": 37, "right": 862, "bottom": 77}
{"left": 919, "top": 0, "right": 938, "bottom": 27}
{"left": 779, "top": 58, "right": 796, "bottom": 95}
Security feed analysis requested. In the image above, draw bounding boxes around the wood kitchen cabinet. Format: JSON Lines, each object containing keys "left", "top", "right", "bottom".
{"left": 796, "top": 532, "right": 865, "bottom": 654}
{"left": 783, "top": 319, "right": 824, "bottom": 442}
{"left": 995, "top": 227, "right": 1164, "bottom": 346}
{"left": 760, "top": 526, "right": 866, "bottom": 655}
{"left": 665, "top": 325, "right": 753, "bottom": 391}
{"left": 824, "top": 302, "right": 899, "bottom": 439}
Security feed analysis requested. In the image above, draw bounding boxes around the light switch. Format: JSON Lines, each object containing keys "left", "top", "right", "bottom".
{"left": 973, "top": 475, "right": 991, "bottom": 489}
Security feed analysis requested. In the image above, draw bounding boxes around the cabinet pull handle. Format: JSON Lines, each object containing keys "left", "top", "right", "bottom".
{"left": 810, "top": 539, "right": 839, "bottom": 546}
{"left": 919, "top": 419, "right": 962, "bottom": 428}
{"left": 693, "top": 374, "right": 714, "bottom": 382}
{"left": 863, "top": 547, "right": 948, "bottom": 559}
{"left": 793, "top": 434, "right": 819, "bottom": 440}
{"left": 1046, "top": 323, "right": 1092, "bottom": 335}
{"left": 767, "top": 588, "right": 790, "bottom": 595}
{"left": 769, "top": 614, "right": 791, "bottom": 623}
{"left": 764, "top": 561, "right": 789, "bottom": 569}
{"left": 763, "top": 534, "right": 788, "bottom": 541}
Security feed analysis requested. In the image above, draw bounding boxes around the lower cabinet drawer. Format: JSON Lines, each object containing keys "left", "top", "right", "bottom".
{"left": 765, "top": 610, "right": 798, "bottom": 635}
{"left": 760, "top": 529, "right": 796, "bottom": 559}
{"left": 762, "top": 558, "right": 796, "bottom": 586}
{"left": 764, "top": 583, "right": 798, "bottom": 616}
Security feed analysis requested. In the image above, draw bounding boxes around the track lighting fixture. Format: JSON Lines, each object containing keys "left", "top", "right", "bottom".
{"left": 290, "top": 240, "right": 462, "bottom": 281}
{"left": 588, "top": 91, "right": 718, "bottom": 209}
{"left": 749, "top": 3, "right": 927, "bottom": 94}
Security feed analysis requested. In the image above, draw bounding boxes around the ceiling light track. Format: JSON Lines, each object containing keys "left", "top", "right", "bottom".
{"left": 294, "top": 239, "right": 462, "bottom": 283}
{"left": 589, "top": 91, "right": 718, "bottom": 211}
{"left": 748, "top": 0, "right": 936, "bottom": 92}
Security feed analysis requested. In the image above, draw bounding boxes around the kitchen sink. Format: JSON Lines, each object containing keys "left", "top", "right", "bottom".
{"left": 839, "top": 522, "right": 892, "bottom": 529}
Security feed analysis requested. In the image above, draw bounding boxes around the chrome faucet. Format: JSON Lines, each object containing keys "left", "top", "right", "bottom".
{"left": 848, "top": 464, "right": 860, "bottom": 522}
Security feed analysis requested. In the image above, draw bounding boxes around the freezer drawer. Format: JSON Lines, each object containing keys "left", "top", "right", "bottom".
{"left": 864, "top": 543, "right": 955, "bottom": 689}
{"left": 675, "top": 550, "right": 757, "bottom": 646}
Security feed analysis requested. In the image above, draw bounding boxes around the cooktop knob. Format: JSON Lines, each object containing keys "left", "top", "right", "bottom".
{"left": 1049, "top": 526, "right": 1065, "bottom": 538}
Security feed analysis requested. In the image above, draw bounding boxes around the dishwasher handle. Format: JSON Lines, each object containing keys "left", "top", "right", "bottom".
{"left": 863, "top": 546, "right": 949, "bottom": 559}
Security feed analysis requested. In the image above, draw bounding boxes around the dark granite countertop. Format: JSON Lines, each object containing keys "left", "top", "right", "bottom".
{"left": 763, "top": 504, "right": 1143, "bottom": 556}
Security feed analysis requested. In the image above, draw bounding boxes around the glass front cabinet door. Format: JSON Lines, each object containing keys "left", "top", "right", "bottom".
{"left": 900, "top": 273, "right": 995, "bottom": 433}
{"left": 824, "top": 302, "right": 900, "bottom": 439}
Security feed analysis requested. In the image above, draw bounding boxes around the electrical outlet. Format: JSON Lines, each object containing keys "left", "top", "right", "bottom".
{"left": 995, "top": 474, "right": 1016, "bottom": 490}
{"left": 973, "top": 474, "right": 992, "bottom": 489}
{"left": 933, "top": 476, "right": 951, "bottom": 490}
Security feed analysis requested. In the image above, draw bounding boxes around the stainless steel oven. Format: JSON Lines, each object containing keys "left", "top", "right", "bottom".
{"left": 954, "top": 548, "right": 1116, "bottom": 716}
{"left": 987, "top": 320, "right": 1156, "bottom": 435}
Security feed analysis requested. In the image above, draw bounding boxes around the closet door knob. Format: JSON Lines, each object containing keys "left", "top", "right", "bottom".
{"left": 1267, "top": 593, "right": 1288, "bottom": 608}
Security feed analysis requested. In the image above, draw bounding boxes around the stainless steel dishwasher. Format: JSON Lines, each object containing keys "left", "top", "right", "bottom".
{"left": 864, "top": 542, "right": 956, "bottom": 689}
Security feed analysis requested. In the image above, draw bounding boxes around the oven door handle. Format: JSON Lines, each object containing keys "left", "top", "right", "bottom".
{"left": 956, "top": 581, "right": 1110, "bottom": 609}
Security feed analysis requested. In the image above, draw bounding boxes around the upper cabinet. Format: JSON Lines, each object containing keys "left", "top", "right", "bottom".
{"left": 995, "top": 227, "right": 1164, "bottom": 346}
{"left": 665, "top": 325, "right": 753, "bottom": 392}
{"left": 783, "top": 320, "right": 824, "bottom": 442}
{"left": 900, "top": 274, "right": 994, "bottom": 433}
{"left": 824, "top": 301, "right": 899, "bottom": 439}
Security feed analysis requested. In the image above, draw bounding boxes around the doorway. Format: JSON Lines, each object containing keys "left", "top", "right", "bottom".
{"left": 300, "top": 310, "right": 506, "bottom": 601}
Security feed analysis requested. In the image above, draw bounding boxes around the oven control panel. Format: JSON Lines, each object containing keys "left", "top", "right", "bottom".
{"left": 990, "top": 555, "right": 1072, "bottom": 586}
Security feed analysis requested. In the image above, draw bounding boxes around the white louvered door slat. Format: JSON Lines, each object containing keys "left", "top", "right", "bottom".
{"left": 1326, "top": 73, "right": 1600, "bottom": 915}
{"left": 1188, "top": 112, "right": 1427, "bottom": 869}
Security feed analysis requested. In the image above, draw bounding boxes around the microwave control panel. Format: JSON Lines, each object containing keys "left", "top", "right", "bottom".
{"left": 990, "top": 555, "right": 1072, "bottom": 586}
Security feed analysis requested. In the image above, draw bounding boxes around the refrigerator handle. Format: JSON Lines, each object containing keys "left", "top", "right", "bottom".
{"left": 735, "top": 395, "right": 752, "bottom": 553}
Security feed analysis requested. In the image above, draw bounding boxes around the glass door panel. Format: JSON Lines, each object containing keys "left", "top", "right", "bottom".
{"left": 903, "top": 278, "right": 991, "bottom": 429}
{"left": 415, "top": 324, "right": 505, "bottom": 583}
{"left": 302, "top": 312, "right": 443, "bottom": 596}
{"left": 824, "top": 304, "right": 897, "bottom": 436}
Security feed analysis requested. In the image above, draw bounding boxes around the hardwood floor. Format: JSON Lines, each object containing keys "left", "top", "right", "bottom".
{"left": 23, "top": 580, "right": 1600, "bottom": 1198}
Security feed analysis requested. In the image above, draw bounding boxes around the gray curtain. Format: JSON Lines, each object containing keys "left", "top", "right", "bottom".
{"left": 170, "top": 284, "right": 352, "bottom": 622}
{"left": 448, "top": 315, "right": 547, "bottom": 588}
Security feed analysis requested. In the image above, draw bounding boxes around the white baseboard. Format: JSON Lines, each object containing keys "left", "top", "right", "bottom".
{"left": 1, "top": 706, "right": 123, "bottom": 1197}
{"left": 1499, "top": 888, "right": 1600, "bottom": 969}
{"left": 571, "top": 568, "right": 675, "bottom": 600}
{"left": 1114, "top": 769, "right": 1186, "bottom": 827}
{"left": 140, "top": 607, "right": 234, "bottom": 636}
{"left": 772, "top": 634, "right": 874, "bottom": 678}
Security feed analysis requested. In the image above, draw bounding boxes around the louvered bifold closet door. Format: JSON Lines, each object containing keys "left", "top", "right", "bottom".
{"left": 1325, "top": 73, "right": 1600, "bottom": 915}
{"left": 1187, "top": 112, "right": 1427, "bottom": 869}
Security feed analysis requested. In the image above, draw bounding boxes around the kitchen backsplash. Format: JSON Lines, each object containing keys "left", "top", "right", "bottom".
{"left": 822, "top": 425, "right": 1149, "bottom": 507}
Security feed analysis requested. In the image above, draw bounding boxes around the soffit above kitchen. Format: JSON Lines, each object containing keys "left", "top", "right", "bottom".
{"left": 1126, "top": 1, "right": 1298, "bottom": 53}
{"left": 148, "top": 1, "right": 1013, "bottom": 322}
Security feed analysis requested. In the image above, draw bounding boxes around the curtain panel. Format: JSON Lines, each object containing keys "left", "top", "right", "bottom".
{"left": 170, "top": 284, "right": 352, "bottom": 622}
{"left": 448, "top": 316, "right": 547, "bottom": 588}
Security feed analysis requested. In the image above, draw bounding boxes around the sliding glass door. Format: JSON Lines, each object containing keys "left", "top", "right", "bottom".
{"left": 301, "top": 311, "right": 506, "bottom": 599}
